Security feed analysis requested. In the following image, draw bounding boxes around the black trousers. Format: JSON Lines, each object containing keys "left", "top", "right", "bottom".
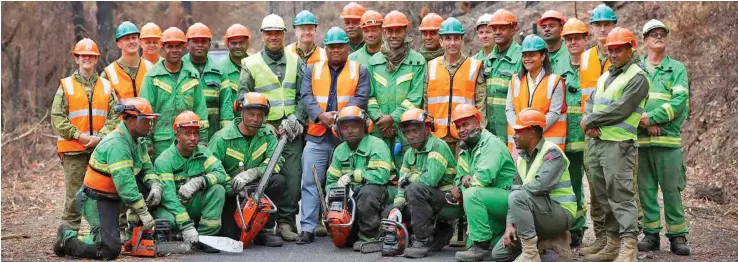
{"left": 63, "top": 190, "right": 122, "bottom": 260}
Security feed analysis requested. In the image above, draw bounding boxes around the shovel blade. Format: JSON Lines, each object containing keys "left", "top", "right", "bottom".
{"left": 198, "top": 236, "right": 243, "bottom": 253}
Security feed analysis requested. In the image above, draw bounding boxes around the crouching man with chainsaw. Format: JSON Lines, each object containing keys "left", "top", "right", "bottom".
{"left": 151, "top": 111, "right": 228, "bottom": 253}
{"left": 53, "top": 98, "right": 161, "bottom": 260}
{"left": 325, "top": 106, "right": 393, "bottom": 251}
{"left": 208, "top": 92, "right": 289, "bottom": 247}
{"left": 447, "top": 104, "right": 516, "bottom": 262}
{"left": 384, "top": 108, "right": 462, "bottom": 258}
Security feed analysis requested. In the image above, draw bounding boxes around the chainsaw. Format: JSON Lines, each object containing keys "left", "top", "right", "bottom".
{"left": 122, "top": 219, "right": 190, "bottom": 257}
{"left": 360, "top": 207, "right": 409, "bottom": 256}
{"left": 233, "top": 135, "right": 286, "bottom": 248}
{"left": 322, "top": 183, "right": 356, "bottom": 248}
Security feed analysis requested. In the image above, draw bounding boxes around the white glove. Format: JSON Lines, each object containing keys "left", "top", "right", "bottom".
{"left": 279, "top": 114, "right": 303, "bottom": 141}
{"left": 336, "top": 174, "right": 352, "bottom": 188}
{"left": 182, "top": 227, "right": 199, "bottom": 244}
{"left": 232, "top": 168, "right": 259, "bottom": 192}
{"left": 393, "top": 197, "right": 407, "bottom": 209}
{"left": 137, "top": 209, "right": 155, "bottom": 230}
{"left": 146, "top": 183, "right": 162, "bottom": 207}
{"left": 179, "top": 177, "right": 206, "bottom": 199}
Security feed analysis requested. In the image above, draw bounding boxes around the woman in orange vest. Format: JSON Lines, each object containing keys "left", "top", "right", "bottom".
{"left": 505, "top": 35, "right": 566, "bottom": 153}
{"left": 51, "top": 38, "right": 120, "bottom": 234}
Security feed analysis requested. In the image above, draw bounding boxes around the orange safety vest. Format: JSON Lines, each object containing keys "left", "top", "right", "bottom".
{"left": 579, "top": 46, "right": 611, "bottom": 111}
{"left": 103, "top": 59, "right": 152, "bottom": 99}
{"left": 306, "top": 60, "right": 360, "bottom": 137}
{"left": 57, "top": 76, "right": 112, "bottom": 154}
{"left": 286, "top": 42, "right": 327, "bottom": 66}
{"left": 507, "top": 73, "right": 567, "bottom": 151}
{"left": 426, "top": 56, "right": 481, "bottom": 139}
{"left": 84, "top": 167, "right": 118, "bottom": 194}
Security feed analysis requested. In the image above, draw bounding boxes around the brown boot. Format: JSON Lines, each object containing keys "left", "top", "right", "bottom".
{"left": 513, "top": 236, "right": 541, "bottom": 262}
{"left": 583, "top": 236, "right": 620, "bottom": 262}
{"left": 613, "top": 238, "right": 637, "bottom": 262}
{"left": 550, "top": 232, "right": 572, "bottom": 262}
{"left": 579, "top": 231, "right": 607, "bottom": 256}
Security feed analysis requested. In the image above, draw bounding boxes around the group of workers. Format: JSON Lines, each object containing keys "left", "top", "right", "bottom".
{"left": 51, "top": 2, "right": 691, "bottom": 261}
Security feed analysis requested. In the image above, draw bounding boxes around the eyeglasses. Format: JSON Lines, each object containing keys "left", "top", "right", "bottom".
{"left": 648, "top": 31, "right": 667, "bottom": 39}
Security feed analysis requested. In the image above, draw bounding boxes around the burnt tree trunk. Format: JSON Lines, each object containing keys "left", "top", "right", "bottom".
{"left": 69, "top": 2, "right": 87, "bottom": 42}
{"left": 182, "top": 1, "right": 193, "bottom": 29}
{"left": 95, "top": 1, "right": 115, "bottom": 72}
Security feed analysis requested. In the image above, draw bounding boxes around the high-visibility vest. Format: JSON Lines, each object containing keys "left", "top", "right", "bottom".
{"left": 580, "top": 47, "right": 611, "bottom": 111}
{"left": 57, "top": 77, "right": 112, "bottom": 154}
{"left": 594, "top": 63, "right": 647, "bottom": 141}
{"left": 84, "top": 166, "right": 118, "bottom": 194}
{"left": 307, "top": 60, "right": 360, "bottom": 137}
{"left": 104, "top": 59, "right": 152, "bottom": 99}
{"left": 242, "top": 51, "right": 298, "bottom": 121}
{"left": 286, "top": 42, "right": 327, "bottom": 66}
{"left": 516, "top": 140, "right": 576, "bottom": 217}
{"left": 508, "top": 73, "right": 567, "bottom": 150}
{"left": 426, "top": 56, "right": 481, "bottom": 139}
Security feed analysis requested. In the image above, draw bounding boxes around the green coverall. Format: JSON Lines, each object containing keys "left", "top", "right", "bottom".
{"left": 548, "top": 40, "right": 570, "bottom": 72}
{"left": 139, "top": 60, "right": 209, "bottom": 160}
{"left": 457, "top": 129, "right": 515, "bottom": 246}
{"left": 151, "top": 143, "right": 228, "bottom": 236}
{"left": 51, "top": 71, "right": 120, "bottom": 231}
{"left": 183, "top": 54, "right": 227, "bottom": 139}
{"left": 637, "top": 55, "right": 690, "bottom": 237}
{"left": 348, "top": 45, "right": 377, "bottom": 66}
{"left": 483, "top": 43, "right": 522, "bottom": 143}
{"left": 215, "top": 55, "right": 244, "bottom": 130}
{"left": 366, "top": 49, "right": 426, "bottom": 169}
{"left": 326, "top": 135, "right": 393, "bottom": 241}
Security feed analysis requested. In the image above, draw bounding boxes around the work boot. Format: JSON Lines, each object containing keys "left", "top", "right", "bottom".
{"left": 352, "top": 240, "right": 366, "bottom": 252}
{"left": 53, "top": 225, "right": 68, "bottom": 257}
{"left": 430, "top": 225, "right": 455, "bottom": 251}
{"left": 296, "top": 231, "right": 315, "bottom": 245}
{"left": 315, "top": 223, "right": 328, "bottom": 237}
{"left": 669, "top": 236, "right": 691, "bottom": 256}
{"left": 579, "top": 232, "right": 607, "bottom": 256}
{"left": 570, "top": 230, "right": 583, "bottom": 248}
{"left": 513, "top": 236, "right": 541, "bottom": 262}
{"left": 550, "top": 232, "right": 572, "bottom": 262}
{"left": 637, "top": 233, "right": 660, "bottom": 251}
{"left": 277, "top": 223, "right": 298, "bottom": 241}
{"left": 404, "top": 239, "right": 431, "bottom": 258}
{"left": 254, "top": 230, "right": 283, "bottom": 247}
{"left": 613, "top": 238, "right": 637, "bottom": 262}
{"left": 454, "top": 241, "right": 492, "bottom": 262}
{"left": 583, "top": 236, "right": 620, "bottom": 262}
{"left": 198, "top": 242, "right": 220, "bottom": 253}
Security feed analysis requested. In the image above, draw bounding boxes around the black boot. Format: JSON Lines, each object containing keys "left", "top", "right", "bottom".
{"left": 53, "top": 225, "right": 69, "bottom": 257}
{"left": 637, "top": 233, "right": 660, "bottom": 251}
{"left": 254, "top": 231, "right": 284, "bottom": 247}
{"left": 570, "top": 230, "right": 583, "bottom": 248}
{"left": 404, "top": 239, "right": 431, "bottom": 258}
{"left": 198, "top": 242, "right": 220, "bottom": 253}
{"left": 669, "top": 236, "right": 691, "bottom": 256}
{"left": 454, "top": 241, "right": 491, "bottom": 261}
{"left": 429, "top": 222, "right": 454, "bottom": 251}
{"left": 296, "top": 231, "right": 315, "bottom": 245}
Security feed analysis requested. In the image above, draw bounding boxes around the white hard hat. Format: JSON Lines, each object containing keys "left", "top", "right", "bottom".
{"left": 475, "top": 13, "right": 493, "bottom": 30}
{"left": 642, "top": 19, "right": 669, "bottom": 36}
{"left": 261, "top": 14, "right": 286, "bottom": 31}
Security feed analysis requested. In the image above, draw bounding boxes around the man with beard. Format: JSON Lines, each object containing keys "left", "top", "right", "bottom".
{"left": 286, "top": 10, "right": 327, "bottom": 66}
{"left": 367, "top": 10, "right": 426, "bottom": 169}
{"left": 140, "top": 27, "right": 209, "bottom": 160}
{"left": 102, "top": 21, "right": 153, "bottom": 100}
{"left": 140, "top": 22, "right": 163, "bottom": 64}
{"left": 418, "top": 13, "right": 445, "bottom": 62}
{"left": 217, "top": 24, "right": 251, "bottom": 130}
{"left": 538, "top": 10, "right": 570, "bottom": 71}
{"left": 183, "top": 22, "right": 225, "bottom": 139}
{"left": 341, "top": 2, "right": 367, "bottom": 52}
{"left": 349, "top": 10, "right": 384, "bottom": 65}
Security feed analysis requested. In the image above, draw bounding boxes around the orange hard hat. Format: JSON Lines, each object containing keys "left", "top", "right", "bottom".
{"left": 419, "top": 13, "right": 444, "bottom": 31}
{"left": 360, "top": 10, "right": 384, "bottom": 28}
{"left": 605, "top": 27, "right": 637, "bottom": 48}
{"left": 537, "top": 10, "right": 566, "bottom": 27}
{"left": 140, "top": 23, "right": 162, "bottom": 39}
{"left": 186, "top": 22, "right": 212, "bottom": 39}
{"left": 383, "top": 10, "right": 410, "bottom": 28}
{"left": 512, "top": 108, "right": 546, "bottom": 130}
{"left": 173, "top": 110, "right": 202, "bottom": 130}
{"left": 234, "top": 92, "right": 270, "bottom": 113}
{"left": 400, "top": 108, "right": 435, "bottom": 132}
{"left": 488, "top": 9, "right": 517, "bottom": 26}
{"left": 224, "top": 23, "right": 251, "bottom": 41}
{"left": 562, "top": 18, "right": 588, "bottom": 36}
{"left": 341, "top": 2, "right": 366, "bottom": 19}
{"left": 72, "top": 38, "right": 100, "bottom": 56}
{"left": 161, "top": 27, "right": 187, "bottom": 44}
{"left": 116, "top": 97, "right": 159, "bottom": 119}
{"left": 451, "top": 104, "right": 482, "bottom": 124}
{"left": 333, "top": 106, "right": 373, "bottom": 137}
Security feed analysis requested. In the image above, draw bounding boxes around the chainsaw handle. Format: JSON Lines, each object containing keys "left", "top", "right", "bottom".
{"left": 262, "top": 195, "right": 278, "bottom": 214}
{"left": 235, "top": 195, "right": 247, "bottom": 230}
{"left": 335, "top": 197, "right": 356, "bottom": 227}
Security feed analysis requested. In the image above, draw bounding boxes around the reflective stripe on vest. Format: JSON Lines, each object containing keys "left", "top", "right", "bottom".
{"left": 307, "top": 60, "right": 360, "bottom": 136}
{"left": 580, "top": 47, "right": 611, "bottom": 112}
{"left": 593, "top": 64, "right": 647, "bottom": 141}
{"left": 57, "top": 77, "right": 112, "bottom": 154}
{"left": 286, "top": 42, "right": 327, "bottom": 66}
{"left": 508, "top": 73, "right": 567, "bottom": 151}
{"left": 516, "top": 141, "right": 576, "bottom": 217}
{"left": 427, "top": 57, "right": 481, "bottom": 139}
{"left": 243, "top": 51, "right": 298, "bottom": 121}
{"left": 104, "top": 60, "right": 151, "bottom": 99}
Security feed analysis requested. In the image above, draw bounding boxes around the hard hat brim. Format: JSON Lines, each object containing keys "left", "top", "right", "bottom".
{"left": 261, "top": 28, "right": 287, "bottom": 32}
{"left": 419, "top": 26, "right": 441, "bottom": 31}
{"left": 116, "top": 32, "right": 141, "bottom": 41}
{"left": 324, "top": 41, "right": 349, "bottom": 45}
{"left": 73, "top": 51, "right": 100, "bottom": 56}
{"left": 382, "top": 24, "right": 408, "bottom": 29}
{"left": 643, "top": 26, "right": 669, "bottom": 36}
{"left": 341, "top": 15, "right": 362, "bottom": 19}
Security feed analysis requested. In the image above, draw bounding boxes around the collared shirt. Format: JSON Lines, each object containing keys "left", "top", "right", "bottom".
{"left": 296, "top": 44, "right": 317, "bottom": 61}
{"left": 526, "top": 69, "right": 546, "bottom": 101}
{"left": 513, "top": 139, "right": 566, "bottom": 195}
{"left": 583, "top": 56, "right": 650, "bottom": 129}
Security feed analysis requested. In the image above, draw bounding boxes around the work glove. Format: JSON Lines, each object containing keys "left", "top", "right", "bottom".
{"left": 393, "top": 197, "right": 407, "bottom": 209}
{"left": 279, "top": 114, "right": 303, "bottom": 142}
{"left": 232, "top": 168, "right": 259, "bottom": 192}
{"left": 398, "top": 175, "right": 412, "bottom": 189}
{"left": 135, "top": 208, "right": 155, "bottom": 230}
{"left": 179, "top": 176, "right": 206, "bottom": 200}
{"left": 336, "top": 174, "right": 352, "bottom": 188}
{"left": 182, "top": 227, "right": 199, "bottom": 244}
{"left": 146, "top": 183, "right": 162, "bottom": 207}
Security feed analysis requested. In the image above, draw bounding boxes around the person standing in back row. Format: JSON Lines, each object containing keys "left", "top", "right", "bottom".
{"left": 287, "top": 10, "right": 327, "bottom": 66}
{"left": 341, "top": 2, "right": 367, "bottom": 52}
{"left": 217, "top": 24, "right": 252, "bottom": 129}
{"left": 102, "top": 21, "right": 153, "bottom": 100}
{"left": 349, "top": 10, "right": 384, "bottom": 65}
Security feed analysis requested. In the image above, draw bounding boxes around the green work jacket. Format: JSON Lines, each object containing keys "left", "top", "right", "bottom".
{"left": 395, "top": 135, "right": 457, "bottom": 201}
{"left": 349, "top": 45, "right": 378, "bottom": 66}
{"left": 555, "top": 55, "right": 586, "bottom": 152}
{"left": 637, "top": 55, "right": 690, "bottom": 148}
{"left": 183, "top": 54, "right": 225, "bottom": 138}
{"left": 456, "top": 129, "right": 515, "bottom": 189}
{"left": 484, "top": 43, "right": 522, "bottom": 143}
{"left": 216, "top": 55, "right": 243, "bottom": 129}
{"left": 326, "top": 135, "right": 393, "bottom": 192}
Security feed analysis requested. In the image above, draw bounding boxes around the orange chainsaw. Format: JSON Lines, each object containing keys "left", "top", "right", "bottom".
{"left": 233, "top": 135, "right": 286, "bottom": 248}
{"left": 122, "top": 220, "right": 190, "bottom": 257}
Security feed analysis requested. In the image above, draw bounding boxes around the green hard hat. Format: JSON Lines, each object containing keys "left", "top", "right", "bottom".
{"left": 439, "top": 17, "right": 465, "bottom": 35}
{"left": 115, "top": 21, "right": 140, "bottom": 41}
{"left": 521, "top": 34, "right": 546, "bottom": 52}
{"left": 293, "top": 10, "right": 318, "bottom": 28}
{"left": 323, "top": 27, "right": 349, "bottom": 45}
{"left": 589, "top": 4, "right": 617, "bottom": 24}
